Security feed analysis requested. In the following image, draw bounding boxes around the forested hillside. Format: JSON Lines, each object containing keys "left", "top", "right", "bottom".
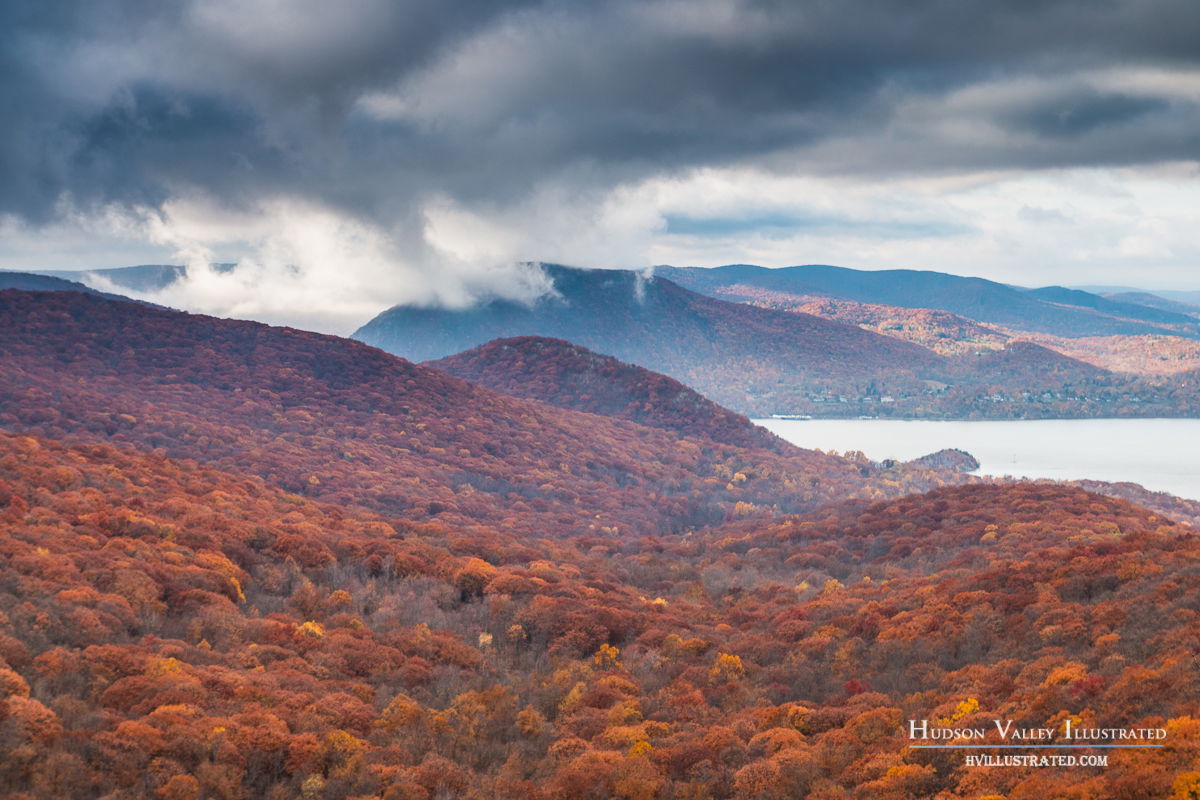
{"left": 1, "top": 434, "right": 1197, "bottom": 799}
{"left": 0, "top": 290, "right": 958, "bottom": 536}
{"left": 1, "top": 288, "right": 1198, "bottom": 799}
{"left": 427, "top": 337, "right": 793, "bottom": 455}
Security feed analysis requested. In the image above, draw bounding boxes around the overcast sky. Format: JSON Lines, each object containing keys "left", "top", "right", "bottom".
{"left": 3, "top": 0, "right": 1200, "bottom": 332}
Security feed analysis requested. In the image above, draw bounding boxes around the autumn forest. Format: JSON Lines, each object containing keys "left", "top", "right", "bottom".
{"left": 0, "top": 286, "right": 1197, "bottom": 800}
{"left": 8, "top": 0, "right": 1200, "bottom": 796}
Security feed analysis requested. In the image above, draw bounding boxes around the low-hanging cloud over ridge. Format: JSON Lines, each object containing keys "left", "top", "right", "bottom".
{"left": 3, "top": 0, "right": 1200, "bottom": 331}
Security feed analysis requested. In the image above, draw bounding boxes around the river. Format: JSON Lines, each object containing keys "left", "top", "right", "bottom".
{"left": 755, "top": 417, "right": 1200, "bottom": 501}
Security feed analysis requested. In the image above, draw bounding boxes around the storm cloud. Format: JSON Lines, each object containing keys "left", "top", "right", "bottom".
{"left": 3, "top": 0, "right": 1200, "bottom": 330}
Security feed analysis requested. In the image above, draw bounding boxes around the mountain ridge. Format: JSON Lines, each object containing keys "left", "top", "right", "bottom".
{"left": 427, "top": 336, "right": 796, "bottom": 455}
{"left": 659, "top": 263, "right": 1200, "bottom": 339}
{"left": 354, "top": 264, "right": 941, "bottom": 414}
{"left": 357, "top": 264, "right": 1196, "bottom": 419}
{"left": 0, "top": 269, "right": 153, "bottom": 305}
{"left": 0, "top": 288, "right": 961, "bottom": 537}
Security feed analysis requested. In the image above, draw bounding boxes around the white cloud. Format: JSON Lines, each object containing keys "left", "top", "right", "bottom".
{"left": 628, "top": 165, "right": 1200, "bottom": 289}
{"left": 423, "top": 181, "right": 665, "bottom": 271}
{"left": 7, "top": 163, "right": 1199, "bottom": 338}
{"left": 69, "top": 194, "right": 553, "bottom": 335}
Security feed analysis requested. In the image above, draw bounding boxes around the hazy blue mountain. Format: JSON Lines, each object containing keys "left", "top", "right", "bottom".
{"left": 355, "top": 264, "right": 935, "bottom": 368}
{"left": 38, "top": 264, "right": 186, "bottom": 292}
{"left": 36, "top": 263, "right": 235, "bottom": 293}
{"left": 659, "top": 264, "right": 1198, "bottom": 338}
{"left": 1023, "top": 285, "right": 1197, "bottom": 325}
{"left": 1071, "top": 284, "right": 1149, "bottom": 293}
{"left": 1072, "top": 285, "right": 1200, "bottom": 314}
{"left": 1102, "top": 292, "right": 1200, "bottom": 317}
{"left": 1153, "top": 290, "right": 1200, "bottom": 307}
{"left": 355, "top": 264, "right": 943, "bottom": 412}
{"left": 0, "top": 270, "right": 146, "bottom": 304}
{"left": 353, "top": 264, "right": 1156, "bottom": 417}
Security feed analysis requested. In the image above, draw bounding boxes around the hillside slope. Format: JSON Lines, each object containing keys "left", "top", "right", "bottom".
{"left": 705, "top": 284, "right": 1010, "bottom": 355}
{"left": 428, "top": 336, "right": 794, "bottom": 455}
{"left": 946, "top": 340, "right": 1108, "bottom": 386}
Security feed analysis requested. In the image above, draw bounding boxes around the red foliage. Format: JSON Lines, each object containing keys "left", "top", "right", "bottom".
{"left": 429, "top": 336, "right": 795, "bottom": 454}
{"left": 0, "top": 290, "right": 961, "bottom": 538}
{"left": 0, "top": 290, "right": 1196, "bottom": 798}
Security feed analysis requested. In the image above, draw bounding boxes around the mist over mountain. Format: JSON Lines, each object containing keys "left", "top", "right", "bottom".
{"left": 39, "top": 264, "right": 192, "bottom": 292}
{"left": 38, "top": 260, "right": 1200, "bottom": 340}
{"left": 0, "top": 270, "right": 134, "bottom": 301}
{"left": 18, "top": 260, "right": 1200, "bottom": 417}
{"left": 0, "top": 269, "right": 167, "bottom": 307}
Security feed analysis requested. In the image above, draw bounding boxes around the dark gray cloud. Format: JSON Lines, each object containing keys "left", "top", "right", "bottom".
{"left": 2, "top": 0, "right": 1200, "bottom": 295}
{"left": 1007, "top": 90, "right": 1170, "bottom": 138}
{"left": 0, "top": 0, "right": 538, "bottom": 221}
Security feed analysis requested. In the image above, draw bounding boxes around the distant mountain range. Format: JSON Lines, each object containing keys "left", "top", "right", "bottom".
{"left": 692, "top": 280, "right": 1200, "bottom": 377}
{"left": 34, "top": 262, "right": 1200, "bottom": 331}
{"left": 658, "top": 264, "right": 1200, "bottom": 338}
{"left": 0, "top": 267, "right": 175, "bottom": 309}
{"left": 35, "top": 263, "right": 235, "bottom": 293}
{"left": 1102, "top": 291, "right": 1200, "bottom": 316}
{"left": 355, "top": 264, "right": 944, "bottom": 413}
{"left": 1073, "top": 285, "right": 1200, "bottom": 308}
{"left": 356, "top": 264, "right": 1200, "bottom": 418}
{"left": 28, "top": 261, "right": 1200, "bottom": 336}
{"left": 12, "top": 261, "right": 1200, "bottom": 418}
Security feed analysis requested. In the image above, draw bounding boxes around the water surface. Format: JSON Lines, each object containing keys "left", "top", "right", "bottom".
{"left": 755, "top": 418, "right": 1200, "bottom": 501}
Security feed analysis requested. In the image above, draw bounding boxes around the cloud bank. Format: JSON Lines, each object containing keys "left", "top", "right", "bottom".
{"left": 3, "top": 0, "right": 1200, "bottom": 330}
